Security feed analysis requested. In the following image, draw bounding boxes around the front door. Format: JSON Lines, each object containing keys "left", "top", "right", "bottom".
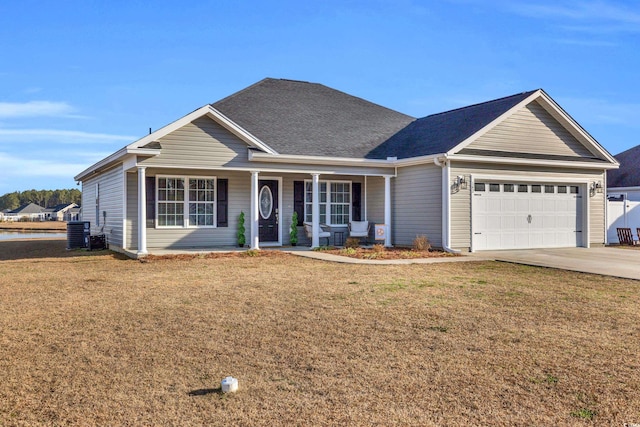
{"left": 258, "top": 179, "right": 279, "bottom": 242}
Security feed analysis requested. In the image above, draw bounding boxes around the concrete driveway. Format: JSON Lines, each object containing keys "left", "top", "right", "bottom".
{"left": 469, "top": 247, "right": 640, "bottom": 281}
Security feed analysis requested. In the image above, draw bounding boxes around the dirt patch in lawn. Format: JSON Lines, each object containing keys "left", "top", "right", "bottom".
{"left": 1, "top": 240, "right": 639, "bottom": 425}
{"left": 317, "top": 246, "right": 458, "bottom": 260}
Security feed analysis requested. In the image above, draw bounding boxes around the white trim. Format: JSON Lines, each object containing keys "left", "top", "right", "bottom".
{"left": 122, "top": 162, "right": 394, "bottom": 177}
{"left": 137, "top": 167, "right": 147, "bottom": 255}
{"left": 155, "top": 175, "right": 218, "bottom": 229}
{"left": 250, "top": 171, "right": 259, "bottom": 250}
{"left": 75, "top": 149, "right": 158, "bottom": 181}
{"left": 122, "top": 169, "right": 127, "bottom": 250}
{"left": 607, "top": 186, "right": 640, "bottom": 192}
{"left": 470, "top": 173, "right": 596, "bottom": 184}
{"left": 249, "top": 151, "right": 393, "bottom": 167}
{"left": 384, "top": 175, "right": 392, "bottom": 247}
{"left": 311, "top": 174, "right": 320, "bottom": 248}
{"left": 448, "top": 153, "right": 617, "bottom": 170}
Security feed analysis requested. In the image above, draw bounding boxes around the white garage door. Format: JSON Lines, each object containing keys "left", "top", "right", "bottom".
{"left": 472, "top": 182, "right": 583, "bottom": 250}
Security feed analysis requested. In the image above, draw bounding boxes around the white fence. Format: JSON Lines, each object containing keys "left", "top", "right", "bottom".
{"left": 607, "top": 197, "right": 640, "bottom": 244}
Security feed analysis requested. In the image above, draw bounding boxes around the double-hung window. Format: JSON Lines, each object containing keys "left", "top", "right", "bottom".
{"left": 157, "top": 176, "right": 216, "bottom": 227}
{"left": 304, "top": 180, "right": 351, "bottom": 225}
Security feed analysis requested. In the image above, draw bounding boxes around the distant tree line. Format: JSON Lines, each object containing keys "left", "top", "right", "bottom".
{"left": 0, "top": 189, "right": 82, "bottom": 210}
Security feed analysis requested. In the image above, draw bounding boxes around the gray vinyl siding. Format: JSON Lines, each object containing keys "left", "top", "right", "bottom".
{"left": 141, "top": 116, "right": 251, "bottom": 169}
{"left": 139, "top": 116, "right": 394, "bottom": 177}
{"left": 469, "top": 101, "right": 595, "bottom": 158}
{"left": 81, "top": 165, "right": 124, "bottom": 248}
{"left": 393, "top": 164, "right": 442, "bottom": 247}
{"left": 589, "top": 173, "right": 606, "bottom": 245}
{"left": 450, "top": 162, "right": 606, "bottom": 250}
{"left": 365, "top": 176, "right": 385, "bottom": 227}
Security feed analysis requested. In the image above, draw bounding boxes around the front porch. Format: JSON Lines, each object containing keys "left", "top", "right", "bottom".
{"left": 125, "top": 168, "right": 394, "bottom": 256}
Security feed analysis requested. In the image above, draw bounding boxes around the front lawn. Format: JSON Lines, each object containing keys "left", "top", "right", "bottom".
{"left": 1, "top": 240, "right": 638, "bottom": 425}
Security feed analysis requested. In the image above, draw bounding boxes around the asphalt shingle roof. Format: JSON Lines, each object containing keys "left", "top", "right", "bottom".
{"left": 608, "top": 145, "right": 640, "bottom": 187}
{"left": 9, "top": 203, "right": 44, "bottom": 215}
{"left": 365, "top": 90, "right": 538, "bottom": 159}
{"left": 212, "top": 78, "right": 416, "bottom": 158}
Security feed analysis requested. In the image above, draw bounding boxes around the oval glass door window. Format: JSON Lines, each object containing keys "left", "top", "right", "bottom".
{"left": 259, "top": 186, "right": 273, "bottom": 219}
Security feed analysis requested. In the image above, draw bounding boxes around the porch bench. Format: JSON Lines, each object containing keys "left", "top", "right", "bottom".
{"left": 617, "top": 228, "right": 638, "bottom": 246}
{"left": 303, "top": 223, "right": 331, "bottom": 246}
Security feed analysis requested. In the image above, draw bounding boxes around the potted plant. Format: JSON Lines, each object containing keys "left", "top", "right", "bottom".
{"left": 237, "top": 211, "right": 246, "bottom": 247}
{"left": 290, "top": 211, "right": 299, "bottom": 246}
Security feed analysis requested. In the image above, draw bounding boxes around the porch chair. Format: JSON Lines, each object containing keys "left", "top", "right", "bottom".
{"left": 348, "top": 220, "right": 370, "bottom": 245}
{"left": 303, "top": 222, "right": 331, "bottom": 246}
{"left": 617, "top": 227, "right": 638, "bottom": 246}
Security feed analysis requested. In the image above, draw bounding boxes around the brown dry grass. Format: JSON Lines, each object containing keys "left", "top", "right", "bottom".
{"left": 0, "top": 221, "right": 67, "bottom": 231}
{"left": 1, "top": 240, "right": 639, "bottom": 426}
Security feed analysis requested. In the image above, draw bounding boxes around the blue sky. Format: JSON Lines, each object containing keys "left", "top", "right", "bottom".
{"left": 1, "top": 0, "right": 638, "bottom": 193}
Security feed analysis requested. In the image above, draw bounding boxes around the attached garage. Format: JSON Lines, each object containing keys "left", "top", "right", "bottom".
{"left": 472, "top": 181, "right": 584, "bottom": 250}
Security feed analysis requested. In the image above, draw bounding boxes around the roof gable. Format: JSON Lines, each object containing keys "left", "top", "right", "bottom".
{"left": 366, "top": 90, "right": 536, "bottom": 159}
{"left": 10, "top": 203, "right": 44, "bottom": 214}
{"left": 213, "top": 78, "right": 415, "bottom": 158}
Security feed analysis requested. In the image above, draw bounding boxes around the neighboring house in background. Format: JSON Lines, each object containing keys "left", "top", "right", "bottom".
{"left": 74, "top": 78, "right": 618, "bottom": 257}
{"left": 4, "top": 203, "right": 46, "bottom": 221}
{"left": 607, "top": 145, "right": 640, "bottom": 200}
{"left": 44, "top": 203, "right": 79, "bottom": 221}
{"left": 65, "top": 206, "right": 81, "bottom": 221}
{"left": 606, "top": 145, "right": 640, "bottom": 243}
{"left": 0, "top": 209, "right": 7, "bottom": 221}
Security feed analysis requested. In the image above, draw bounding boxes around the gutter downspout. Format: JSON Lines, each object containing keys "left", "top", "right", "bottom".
{"left": 434, "top": 155, "right": 461, "bottom": 254}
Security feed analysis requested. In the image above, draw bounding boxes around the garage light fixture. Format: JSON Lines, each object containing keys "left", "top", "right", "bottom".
{"left": 590, "top": 181, "right": 603, "bottom": 196}
{"left": 452, "top": 175, "right": 467, "bottom": 193}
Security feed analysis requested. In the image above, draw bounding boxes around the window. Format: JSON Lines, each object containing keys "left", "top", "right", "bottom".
{"left": 518, "top": 184, "right": 528, "bottom": 193}
{"left": 304, "top": 180, "right": 351, "bottom": 225}
{"left": 503, "top": 184, "right": 514, "bottom": 192}
{"left": 570, "top": 186, "right": 579, "bottom": 194}
{"left": 489, "top": 183, "right": 500, "bottom": 192}
{"left": 532, "top": 185, "right": 542, "bottom": 193}
{"left": 157, "top": 176, "right": 216, "bottom": 227}
{"left": 330, "top": 182, "right": 351, "bottom": 224}
{"left": 189, "top": 178, "right": 216, "bottom": 226}
{"left": 544, "top": 185, "right": 555, "bottom": 193}
{"left": 474, "top": 183, "right": 485, "bottom": 192}
{"left": 558, "top": 185, "right": 567, "bottom": 194}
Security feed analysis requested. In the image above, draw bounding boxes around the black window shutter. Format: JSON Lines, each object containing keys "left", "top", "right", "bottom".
{"left": 352, "top": 182, "right": 362, "bottom": 221}
{"left": 293, "top": 181, "right": 305, "bottom": 225}
{"left": 145, "top": 176, "right": 155, "bottom": 226}
{"left": 217, "top": 179, "right": 228, "bottom": 227}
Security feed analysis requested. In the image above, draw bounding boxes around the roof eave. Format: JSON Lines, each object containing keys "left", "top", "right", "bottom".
{"left": 249, "top": 151, "right": 396, "bottom": 168}
{"left": 449, "top": 153, "right": 619, "bottom": 170}
{"left": 74, "top": 147, "right": 160, "bottom": 182}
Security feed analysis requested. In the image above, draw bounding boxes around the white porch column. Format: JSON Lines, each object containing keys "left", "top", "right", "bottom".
{"left": 384, "top": 175, "right": 392, "bottom": 247}
{"left": 311, "top": 173, "right": 320, "bottom": 248}
{"left": 137, "top": 166, "right": 148, "bottom": 256}
{"left": 250, "top": 171, "right": 260, "bottom": 250}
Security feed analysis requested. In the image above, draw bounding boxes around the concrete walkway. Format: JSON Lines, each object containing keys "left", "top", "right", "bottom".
{"left": 145, "top": 245, "right": 640, "bottom": 280}
{"left": 467, "top": 247, "right": 640, "bottom": 281}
